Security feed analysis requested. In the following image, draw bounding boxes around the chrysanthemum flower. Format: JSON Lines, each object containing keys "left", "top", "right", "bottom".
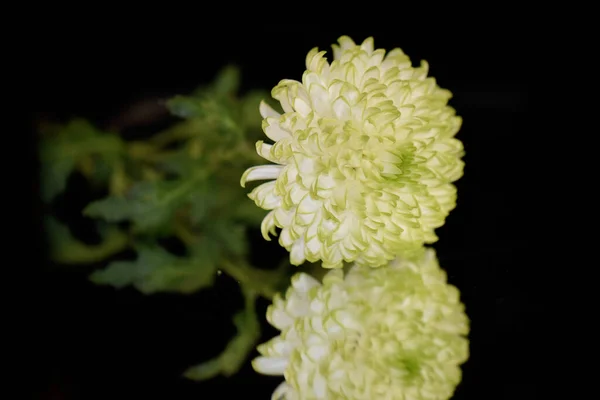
{"left": 253, "top": 248, "right": 469, "bottom": 400}
{"left": 241, "top": 36, "right": 464, "bottom": 269}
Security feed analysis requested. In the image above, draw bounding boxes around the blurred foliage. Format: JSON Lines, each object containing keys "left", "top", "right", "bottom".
{"left": 39, "top": 66, "right": 292, "bottom": 380}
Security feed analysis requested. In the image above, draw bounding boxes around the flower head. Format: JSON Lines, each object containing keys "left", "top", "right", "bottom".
{"left": 241, "top": 36, "right": 464, "bottom": 269}
{"left": 253, "top": 248, "right": 469, "bottom": 400}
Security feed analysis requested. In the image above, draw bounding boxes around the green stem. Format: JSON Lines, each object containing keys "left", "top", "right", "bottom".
{"left": 183, "top": 284, "right": 260, "bottom": 381}
{"left": 220, "top": 259, "right": 279, "bottom": 300}
{"left": 172, "top": 217, "right": 283, "bottom": 300}
{"left": 173, "top": 218, "right": 199, "bottom": 246}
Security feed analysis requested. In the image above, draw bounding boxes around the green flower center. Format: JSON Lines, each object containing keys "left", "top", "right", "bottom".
{"left": 398, "top": 356, "right": 421, "bottom": 378}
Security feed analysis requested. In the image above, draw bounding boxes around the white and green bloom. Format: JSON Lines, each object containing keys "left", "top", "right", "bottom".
{"left": 241, "top": 36, "right": 464, "bottom": 269}
{"left": 253, "top": 248, "right": 469, "bottom": 400}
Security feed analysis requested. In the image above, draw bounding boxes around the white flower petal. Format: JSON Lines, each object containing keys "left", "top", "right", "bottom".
{"left": 271, "top": 381, "right": 293, "bottom": 400}
{"left": 293, "top": 97, "right": 311, "bottom": 117}
{"left": 265, "top": 120, "right": 291, "bottom": 142}
{"left": 261, "top": 210, "right": 278, "bottom": 241}
{"left": 267, "top": 307, "right": 294, "bottom": 330}
{"left": 309, "top": 83, "right": 331, "bottom": 116}
{"left": 297, "top": 194, "right": 321, "bottom": 214}
{"left": 360, "top": 37, "right": 374, "bottom": 54}
{"left": 290, "top": 238, "right": 306, "bottom": 265}
{"left": 249, "top": 181, "right": 280, "bottom": 209}
{"left": 256, "top": 141, "right": 280, "bottom": 164}
{"left": 313, "top": 372, "right": 327, "bottom": 398}
{"left": 260, "top": 100, "right": 281, "bottom": 118}
{"left": 332, "top": 97, "right": 351, "bottom": 120}
{"left": 252, "top": 356, "right": 289, "bottom": 375}
{"left": 241, "top": 165, "right": 283, "bottom": 187}
{"left": 291, "top": 273, "right": 320, "bottom": 293}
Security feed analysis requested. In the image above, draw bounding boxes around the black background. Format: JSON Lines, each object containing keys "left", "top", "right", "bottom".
{"left": 30, "top": 26, "right": 542, "bottom": 399}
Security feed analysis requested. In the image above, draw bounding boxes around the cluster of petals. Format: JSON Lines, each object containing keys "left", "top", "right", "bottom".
{"left": 242, "top": 36, "right": 464, "bottom": 269}
{"left": 253, "top": 248, "right": 469, "bottom": 399}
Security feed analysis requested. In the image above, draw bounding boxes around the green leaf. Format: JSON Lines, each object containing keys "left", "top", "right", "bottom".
{"left": 45, "top": 217, "right": 129, "bottom": 264}
{"left": 166, "top": 93, "right": 231, "bottom": 122}
{"left": 188, "top": 182, "right": 218, "bottom": 225}
{"left": 208, "top": 221, "right": 248, "bottom": 257}
{"left": 84, "top": 177, "right": 202, "bottom": 234}
{"left": 220, "top": 259, "right": 289, "bottom": 300}
{"left": 166, "top": 67, "right": 246, "bottom": 143}
{"left": 166, "top": 95, "right": 210, "bottom": 120}
{"left": 39, "top": 119, "right": 124, "bottom": 202}
{"left": 212, "top": 65, "right": 240, "bottom": 96}
{"left": 84, "top": 196, "right": 131, "bottom": 221}
{"left": 88, "top": 157, "right": 113, "bottom": 185}
{"left": 41, "top": 157, "right": 76, "bottom": 203}
{"left": 184, "top": 290, "right": 259, "bottom": 380}
{"left": 158, "top": 150, "right": 202, "bottom": 179}
{"left": 91, "top": 243, "right": 218, "bottom": 294}
{"left": 166, "top": 94, "right": 242, "bottom": 140}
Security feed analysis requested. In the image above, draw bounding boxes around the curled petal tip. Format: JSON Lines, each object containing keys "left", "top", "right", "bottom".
{"left": 260, "top": 100, "right": 280, "bottom": 119}
{"left": 240, "top": 170, "right": 249, "bottom": 188}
